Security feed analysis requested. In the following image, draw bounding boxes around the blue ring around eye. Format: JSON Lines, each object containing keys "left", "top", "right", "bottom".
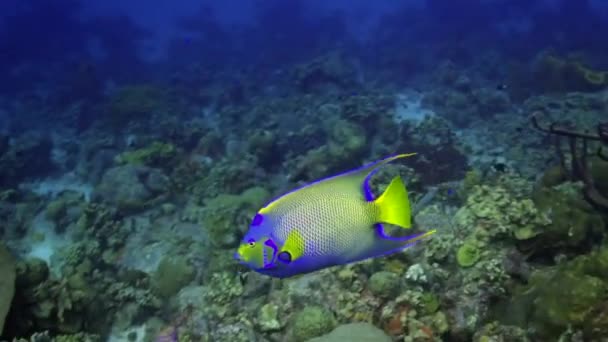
{"left": 252, "top": 213, "right": 264, "bottom": 226}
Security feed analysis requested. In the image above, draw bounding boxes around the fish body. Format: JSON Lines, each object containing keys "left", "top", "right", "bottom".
{"left": 235, "top": 154, "right": 436, "bottom": 278}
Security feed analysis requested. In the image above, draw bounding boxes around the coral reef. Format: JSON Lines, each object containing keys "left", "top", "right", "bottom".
{"left": 340, "top": 93, "right": 395, "bottom": 129}
{"left": 456, "top": 240, "right": 481, "bottom": 267}
{"left": 592, "top": 156, "right": 608, "bottom": 195}
{"left": 472, "top": 321, "right": 529, "bottom": 342}
{"left": 524, "top": 183, "right": 605, "bottom": 253}
{"left": 292, "top": 52, "right": 357, "bottom": 94}
{"left": 308, "top": 322, "right": 392, "bottom": 342}
{"left": 105, "top": 84, "right": 170, "bottom": 127}
{"left": 188, "top": 156, "right": 260, "bottom": 200}
{"left": 423, "top": 69, "right": 511, "bottom": 127}
{"left": 289, "top": 306, "right": 337, "bottom": 342}
{"left": 0, "top": 195, "right": 40, "bottom": 239}
{"left": 195, "top": 186, "right": 270, "bottom": 249}
{"left": 92, "top": 165, "right": 170, "bottom": 214}
{"left": 454, "top": 183, "right": 551, "bottom": 241}
{"left": 0, "top": 243, "right": 16, "bottom": 336}
{"left": 398, "top": 116, "right": 469, "bottom": 184}
{"left": 257, "top": 303, "right": 283, "bottom": 332}
{"left": 499, "top": 244, "right": 608, "bottom": 339}
{"left": 4, "top": 86, "right": 605, "bottom": 342}
{"left": 368, "top": 271, "right": 400, "bottom": 298}
{"left": 0, "top": 133, "right": 54, "bottom": 188}
{"left": 115, "top": 141, "right": 178, "bottom": 169}
{"left": 9, "top": 249, "right": 161, "bottom": 338}
{"left": 151, "top": 256, "right": 195, "bottom": 299}
{"left": 3, "top": 5, "right": 608, "bottom": 341}
{"left": 532, "top": 52, "right": 608, "bottom": 93}
{"left": 288, "top": 118, "right": 367, "bottom": 182}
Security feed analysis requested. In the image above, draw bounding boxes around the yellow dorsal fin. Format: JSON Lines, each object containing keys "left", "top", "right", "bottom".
{"left": 374, "top": 176, "right": 412, "bottom": 229}
{"left": 260, "top": 153, "right": 417, "bottom": 214}
{"left": 280, "top": 230, "right": 305, "bottom": 261}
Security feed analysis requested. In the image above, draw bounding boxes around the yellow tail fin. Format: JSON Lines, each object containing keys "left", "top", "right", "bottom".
{"left": 375, "top": 176, "right": 412, "bottom": 229}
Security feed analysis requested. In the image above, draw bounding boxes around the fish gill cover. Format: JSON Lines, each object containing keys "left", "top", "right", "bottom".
{"left": 0, "top": 0, "right": 607, "bottom": 341}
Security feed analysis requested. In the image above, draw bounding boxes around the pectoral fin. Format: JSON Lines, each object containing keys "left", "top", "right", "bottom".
{"left": 279, "top": 230, "right": 305, "bottom": 263}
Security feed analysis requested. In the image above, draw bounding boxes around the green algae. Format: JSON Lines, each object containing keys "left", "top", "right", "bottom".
{"left": 457, "top": 240, "right": 481, "bottom": 267}
{"left": 454, "top": 184, "right": 551, "bottom": 241}
{"left": 257, "top": 303, "right": 283, "bottom": 332}
{"left": 527, "top": 270, "right": 607, "bottom": 338}
{"left": 462, "top": 169, "right": 482, "bottom": 195}
{"left": 539, "top": 165, "right": 568, "bottom": 188}
{"left": 151, "top": 256, "right": 195, "bottom": 299}
{"left": 420, "top": 292, "right": 440, "bottom": 315}
{"left": 368, "top": 271, "right": 400, "bottom": 298}
{"left": 115, "top": 141, "right": 177, "bottom": 167}
{"left": 498, "top": 244, "right": 608, "bottom": 339}
{"left": 290, "top": 306, "right": 337, "bottom": 342}
{"left": 534, "top": 53, "right": 608, "bottom": 93}
{"left": 527, "top": 185, "right": 605, "bottom": 250}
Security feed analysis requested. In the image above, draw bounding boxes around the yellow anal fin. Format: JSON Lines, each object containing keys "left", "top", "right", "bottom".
{"left": 375, "top": 176, "right": 412, "bottom": 229}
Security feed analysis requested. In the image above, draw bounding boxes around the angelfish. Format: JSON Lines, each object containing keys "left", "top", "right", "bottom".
{"left": 234, "top": 154, "right": 436, "bottom": 278}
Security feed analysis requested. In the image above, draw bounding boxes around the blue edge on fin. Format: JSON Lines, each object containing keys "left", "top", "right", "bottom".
{"left": 362, "top": 166, "right": 380, "bottom": 202}
{"left": 375, "top": 223, "right": 430, "bottom": 260}
{"left": 362, "top": 153, "right": 413, "bottom": 202}
{"left": 375, "top": 223, "right": 425, "bottom": 241}
{"left": 263, "top": 154, "right": 393, "bottom": 211}
{"left": 361, "top": 158, "right": 408, "bottom": 242}
{"left": 362, "top": 157, "right": 428, "bottom": 245}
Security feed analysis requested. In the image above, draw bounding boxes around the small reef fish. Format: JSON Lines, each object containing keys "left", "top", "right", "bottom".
{"left": 235, "top": 153, "right": 436, "bottom": 278}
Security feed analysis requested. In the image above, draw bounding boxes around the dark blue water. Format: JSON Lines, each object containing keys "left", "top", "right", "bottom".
{"left": 1, "top": 1, "right": 607, "bottom": 341}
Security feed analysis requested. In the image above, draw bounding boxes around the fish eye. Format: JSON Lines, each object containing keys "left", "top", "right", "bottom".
{"left": 247, "top": 238, "right": 256, "bottom": 247}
